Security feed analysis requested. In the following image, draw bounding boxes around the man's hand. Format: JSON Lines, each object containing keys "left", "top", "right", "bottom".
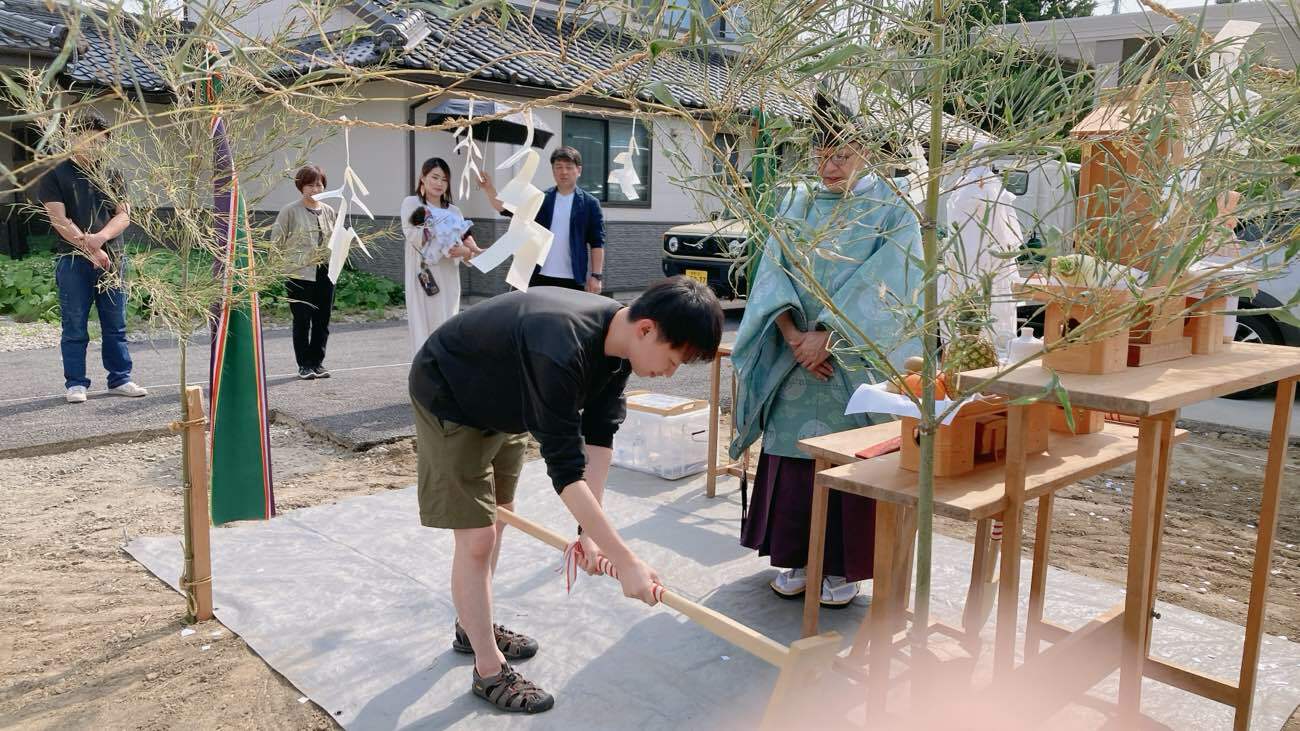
{"left": 476, "top": 171, "right": 496, "bottom": 197}
{"left": 794, "top": 329, "right": 831, "bottom": 369}
{"left": 90, "top": 248, "right": 111, "bottom": 270}
{"left": 81, "top": 231, "right": 107, "bottom": 251}
{"left": 616, "top": 554, "right": 661, "bottom": 606}
{"left": 447, "top": 243, "right": 469, "bottom": 260}
{"left": 785, "top": 330, "right": 832, "bottom": 381}
{"left": 585, "top": 275, "right": 602, "bottom": 294}
{"left": 577, "top": 535, "right": 602, "bottom": 575}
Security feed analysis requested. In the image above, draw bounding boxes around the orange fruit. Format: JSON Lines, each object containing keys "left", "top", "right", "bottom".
{"left": 900, "top": 374, "right": 948, "bottom": 400}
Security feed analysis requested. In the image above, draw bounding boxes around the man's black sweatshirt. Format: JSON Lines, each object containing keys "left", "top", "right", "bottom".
{"left": 408, "top": 287, "right": 631, "bottom": 493}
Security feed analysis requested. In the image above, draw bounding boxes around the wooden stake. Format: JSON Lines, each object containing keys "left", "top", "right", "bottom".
{"left": 180, "top": 385, "right": 213, "bottom": 622}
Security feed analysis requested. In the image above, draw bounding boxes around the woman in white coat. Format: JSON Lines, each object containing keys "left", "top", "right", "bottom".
{"left": 401, "top": 157, "right": 481, "bottom": 356}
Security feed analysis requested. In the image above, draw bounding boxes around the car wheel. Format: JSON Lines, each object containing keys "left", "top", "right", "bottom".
{"left": 1224, "top": 312, "right": 1285, "bottom": 399}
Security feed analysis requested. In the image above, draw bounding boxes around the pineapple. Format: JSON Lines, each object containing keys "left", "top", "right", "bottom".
{"left": 943, "top": 294, "right": 999, "bottom": 391}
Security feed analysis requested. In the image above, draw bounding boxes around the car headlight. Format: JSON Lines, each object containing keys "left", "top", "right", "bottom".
{"left": 666, "top": 236, "right": 679, "bottom": 253}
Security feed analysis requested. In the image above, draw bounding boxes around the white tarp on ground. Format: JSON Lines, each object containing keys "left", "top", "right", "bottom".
{"left": 126, "top": 462, "right": 1300, "bottom": 729}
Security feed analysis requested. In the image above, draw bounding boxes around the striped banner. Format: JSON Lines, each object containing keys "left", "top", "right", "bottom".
{"left": 207, "top": 75, "right": 274, "bottom": 525}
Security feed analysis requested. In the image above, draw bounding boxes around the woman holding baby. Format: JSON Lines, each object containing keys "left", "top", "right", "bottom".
{"left": 401, "top": 157, "right": 482, "bottom": 356}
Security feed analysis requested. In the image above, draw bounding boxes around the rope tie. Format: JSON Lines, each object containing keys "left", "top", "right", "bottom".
{"left": 169, "top": 417, "right": 207, "bottom": 432}
{"left": 559, "top": 541, "right": 665, "bottom": 603}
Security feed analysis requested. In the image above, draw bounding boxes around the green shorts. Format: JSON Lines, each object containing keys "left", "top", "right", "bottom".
{"left": 413, "top": 398, "right": 528, "bottom": 529}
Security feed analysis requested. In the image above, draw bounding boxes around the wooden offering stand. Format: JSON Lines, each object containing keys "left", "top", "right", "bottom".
{"left": 957, "top": 343, "right": 1300, "bottom": 729}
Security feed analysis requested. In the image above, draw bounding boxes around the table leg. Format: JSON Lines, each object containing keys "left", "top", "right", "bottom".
{"left": 802, "top": 464, "right": 830, "bottom": 638}
{"left": 895, "top": 506, "right": 917, "bottom": 620}
{"left": 994, "top": 405, "right": 1029, "bottom": 677}
{"left": 850, "top": 501, "right": 901, "bottom": 709}
{"left": 706, "top": 351, "right": 722, "bottom": 498}
{"left": 963, "top": 518, "right": 995, "bottom": 646}
{"left": 1026, "top": 494, "right": 1054, "bottom": 662}
{"left": 1118, "top": 416, "right": 1167, "bottom": 719}
{"left": 1143, "top": 410, "right": 1178, "bottom": 656}
{"left": 1235, "top": 377, "right": 1296, "bottom": 730}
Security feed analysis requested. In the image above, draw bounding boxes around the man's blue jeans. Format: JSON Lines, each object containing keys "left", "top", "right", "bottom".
{"left": 55, "top": 254, "right": 133, "bottom": 389}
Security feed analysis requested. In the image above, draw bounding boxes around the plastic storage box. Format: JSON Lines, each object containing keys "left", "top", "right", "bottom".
{"left": 612, "top": 391, "right": 710, "bottom": 480}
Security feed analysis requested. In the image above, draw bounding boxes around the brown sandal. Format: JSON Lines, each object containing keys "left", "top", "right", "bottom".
{"left": 472, "top": 662, "right": 554, "bottom": 713}
{"left": 453, "top": 621, "right": 539, "bottom": 660}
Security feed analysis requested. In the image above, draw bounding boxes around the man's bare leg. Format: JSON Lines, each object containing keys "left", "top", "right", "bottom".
{"left": 452, "top": 525, "right": 506, "bottom": 676}
{"left": 490, "top": 501, "right": 512, "bottom": 577}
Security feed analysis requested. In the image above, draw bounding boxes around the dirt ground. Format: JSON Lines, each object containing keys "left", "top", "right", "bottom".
{"left": 0, "top": 421, "right": 1297, "bottom": 730}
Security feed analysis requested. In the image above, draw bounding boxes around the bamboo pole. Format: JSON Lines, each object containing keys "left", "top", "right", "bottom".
{"left": 913, "top": 0, "right": 950, "bottom": 651}
{"left": 496, "top": 507, "right": 795, "bottom": 666}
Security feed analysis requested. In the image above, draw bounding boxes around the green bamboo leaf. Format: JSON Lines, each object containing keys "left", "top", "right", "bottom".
{"left": 649, "top": 39, "right": 682, "bottom": 58}
{"left": 450, "top": 0, "right": 503, "bottom": 18}
{"left": 1050, "top": 373, "right": 1075, "bottom": 432}
{"left": 795, "top": 44, "right": 866, "bottom": 75}
{"left": 1270, "top": 307, "right": 1300, "bottom": 331}
{"left": 646, "top": 81, "right": 680, "bottom": 108}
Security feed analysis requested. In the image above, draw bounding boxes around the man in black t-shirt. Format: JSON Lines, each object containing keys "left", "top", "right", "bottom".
{"left": 408, "top": 277, "right": 722, "bottom": 713}
{"left": 37, "top": 110, "right": 146, "bottom": 404}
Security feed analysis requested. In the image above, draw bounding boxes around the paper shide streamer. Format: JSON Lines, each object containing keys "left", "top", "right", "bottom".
{"left": 312, "top": 116, "right": 374, "bottom": 283}
{"left": 469, "top": 109, "right": 554, "bottom": 291}
{"left": 607, "top": 120, "right": 641, "bottom": 200}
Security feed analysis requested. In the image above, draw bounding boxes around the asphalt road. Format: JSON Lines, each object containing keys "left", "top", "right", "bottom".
{"left": 0, "top": 311, "right": 742, "bottom": 457}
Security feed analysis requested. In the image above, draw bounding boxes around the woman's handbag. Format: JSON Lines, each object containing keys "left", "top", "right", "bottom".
{"left": 418, "top": 259, "right": 440, "bottom": 297}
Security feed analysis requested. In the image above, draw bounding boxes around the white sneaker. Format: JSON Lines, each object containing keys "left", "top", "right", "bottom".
{"left": 66, "top": 386, "right": 87, "bottom": 404}
{"left": 769, "top": 567, "right": 807, "bottom": 598}
{"left": 109, "top": 382, "right": 148, "bottom": 398}
{"left": 820, "top": 575, "right": 860, "bottom": 607}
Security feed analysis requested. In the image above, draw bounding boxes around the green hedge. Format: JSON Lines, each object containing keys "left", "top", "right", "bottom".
{"left": 0, "top": 249, "right": 404, "bottom": 324}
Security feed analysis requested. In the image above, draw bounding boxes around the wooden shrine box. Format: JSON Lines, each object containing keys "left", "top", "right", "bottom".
{"left": 1070, "top": 84, "right": 1191, "bottom": 272}
{"left": 1023, "top": 284, "right": 1132, "bottom": 375}
{"left": 899, "top": 399, "right": 1051, "bottom": 477}
{"left": 1185, "top": 295, "right": 1229, "bottom": 355}
{"left": 1129, "top": 291, "right": 1193, "bottom": 366}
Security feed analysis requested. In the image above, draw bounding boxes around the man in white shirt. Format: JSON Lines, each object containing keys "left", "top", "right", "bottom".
{"left": 479, "top": 146, "right": 607, "bottom": 293}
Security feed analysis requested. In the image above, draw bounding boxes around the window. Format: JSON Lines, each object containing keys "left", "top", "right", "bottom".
{"left": 713, "top": 132, "right": 739, "bottom": 177}
{"left": 562, "top": 114, "right": 651, "bottom": 205}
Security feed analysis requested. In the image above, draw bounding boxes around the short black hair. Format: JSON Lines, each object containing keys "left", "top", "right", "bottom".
{"left": 550, "top": 146, "right": 582, "bottom": 167}
{"left": 628, "top": 276, "right": 723, "bottom": 363}
{"left": 294, "top": 164, "right": 327, "bottom": 191}
{"left": 69, "top": 109, "right": 109, "bottom": 135}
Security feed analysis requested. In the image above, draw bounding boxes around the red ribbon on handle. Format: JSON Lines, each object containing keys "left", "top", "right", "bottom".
{"left": 560, "top": 541, "right": 665, "bottom": 602}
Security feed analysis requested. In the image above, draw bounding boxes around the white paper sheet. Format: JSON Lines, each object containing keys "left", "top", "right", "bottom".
{"left": 844, "top": 381, "right": 983, "bottom": 425}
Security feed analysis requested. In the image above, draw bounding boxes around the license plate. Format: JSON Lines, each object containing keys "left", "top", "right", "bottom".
{"left": 685, "top": 269, "right": 708, "bottom": 285}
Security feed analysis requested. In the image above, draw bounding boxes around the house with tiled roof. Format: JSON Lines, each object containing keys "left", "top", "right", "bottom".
{"left": 3, "top": 0, "right": 994, "bottom": 296}
{"left": 203, "top": 0, "right": 802, "bottom": 297}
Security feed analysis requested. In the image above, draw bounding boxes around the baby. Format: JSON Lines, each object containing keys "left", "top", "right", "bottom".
{"left": 410, "top": 203, "right": 482, "bottom": 262}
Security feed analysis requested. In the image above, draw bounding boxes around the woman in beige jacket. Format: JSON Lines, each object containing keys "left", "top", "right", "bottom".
{"left": 272, "top": 165, "right": 337, "bottom": 379}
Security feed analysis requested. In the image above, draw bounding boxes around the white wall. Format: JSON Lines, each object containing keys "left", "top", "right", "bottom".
{"left": 188, "top": 0, "right": 361, "bottom": 42}
{"left": 248, "top": 85, "right": 721, "bottom": 224}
